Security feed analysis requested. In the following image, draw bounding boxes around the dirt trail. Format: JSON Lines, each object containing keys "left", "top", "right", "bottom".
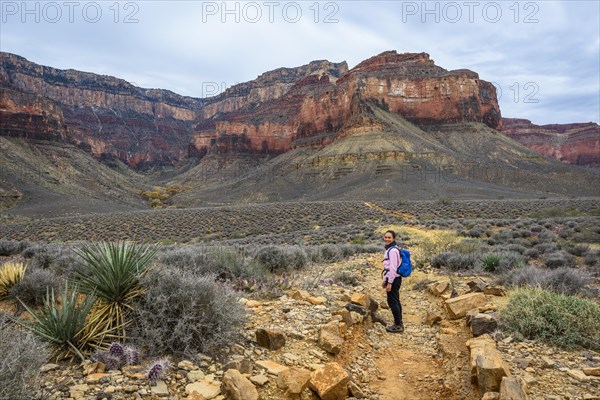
{"left": 346, "top": 254, "right": 479, "bottom": 400}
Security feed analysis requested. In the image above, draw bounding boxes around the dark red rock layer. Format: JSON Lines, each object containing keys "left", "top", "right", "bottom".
{"left": 501, "top": 118, "right": 600, "bottom": 166}
{"left": 2, "top": 51, "right": 504, "bottom": 168}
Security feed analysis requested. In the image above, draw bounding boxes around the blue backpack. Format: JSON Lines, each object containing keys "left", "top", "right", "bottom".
{"left": 386, "top": 245, "right": 413, "bottom": 277}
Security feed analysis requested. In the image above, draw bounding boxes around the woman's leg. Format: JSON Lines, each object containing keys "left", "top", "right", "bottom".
{"left": 386, "top": 276, "right": 403, "bottom": 326}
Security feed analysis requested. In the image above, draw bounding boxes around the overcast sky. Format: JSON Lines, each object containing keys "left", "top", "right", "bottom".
{"left": 1, "top": 0, "right": 598, "bottom": 124}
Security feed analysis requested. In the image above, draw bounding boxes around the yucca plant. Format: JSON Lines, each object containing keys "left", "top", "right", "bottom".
{"left": 0, "top": 261, "right": 26, "bottom": 299}
{"left": 14, "top": 283, "right": 98, "bottom": 361}
{"left": 73, "top": 242, "right": 157, "bottom": 344}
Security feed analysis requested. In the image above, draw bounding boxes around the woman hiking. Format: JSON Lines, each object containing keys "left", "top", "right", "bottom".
{"left": 382, "top": 230, "right": 404, "bottom": 333}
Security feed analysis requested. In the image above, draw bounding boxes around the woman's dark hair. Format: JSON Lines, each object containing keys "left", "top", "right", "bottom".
{"left": 385, "top": 230, "right": 397, "bottom": 238}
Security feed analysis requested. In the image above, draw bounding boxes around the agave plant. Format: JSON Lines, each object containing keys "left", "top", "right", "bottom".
{"left": 0, "top": 261, "right": 26, "bottom": 299}
{"left": 73, "top": 242, "right": 157, "bottom": 344}
{"left": 14, "top": 283, "right": 100, "bottom": 361}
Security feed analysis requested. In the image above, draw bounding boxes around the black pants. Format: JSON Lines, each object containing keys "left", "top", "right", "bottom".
{"left": 386, "top": 276, "right": 403, "bottom": 326}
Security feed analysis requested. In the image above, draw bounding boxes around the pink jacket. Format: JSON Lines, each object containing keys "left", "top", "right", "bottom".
{"left": 383, "top": 246, "right": 401, "bottom": 284}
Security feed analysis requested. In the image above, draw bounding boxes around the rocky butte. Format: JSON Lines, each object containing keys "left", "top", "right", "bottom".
{"left": 501, "top": 118, "right": 600, "bottom": 166}
{"left": 2, "top": 50, "right": 594, "bottom": 169}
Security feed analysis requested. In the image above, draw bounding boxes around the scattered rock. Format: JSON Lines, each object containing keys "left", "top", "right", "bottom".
{"left": 307, "top": 296, "right": 326, "bottom": 305}
{"left": 345, "top": 303, "right": 368, "bottom": 315}
{"left": 423, "top": 311, "right": 442, "bottom": 326}
{"left": 178, "top": 360, "right": 197, "bottom": 371}
{"left": 350, "top": 292, "right": 370, "bottom": 308}
{"left": 484, "top": 285, "right": 507, "bottom": 297}
{"left": 499, "top": 377, "right": 528, "bottom": 400}
{"left": 467, "top": 277, "right": 488, "bottom": 293}
{"left": 255, "top": 328, "right": 286, "bottom": 350}
{"left": 482, "top": 392, "right": 500, "bottom": 400}
{"left": 255, "top": 360, "right": 289, "bottom": 376}
{"left": 471, "top": 313, "right": 498, "bottom": 337}
{"left": 277, "top": 367, "right": 311, "bottom": 398}
{"left": 221, "top": 369, "right": 259, "bottom": 400}
{"left": 185, "top": 381, "right": 221, "bottom": 399}
{"left": 309, "top": 362, "right": 349, "bottom": 400}
{"left": 428, "top": 281, "right": 451, "bottom": 296}
{"left": 348, "top": 380, "right": 366, "bottom": 398}
{"left": 151, "top": 379, "right": 169, "bottom": 397}
{"left": 583, "top": 367, "right": 600, "bottom": 376}
{"left": 467, "top": 334, "right": 511, "bottom": 393}
{"left": 250, "top": 374, "right": 269, "bottom": 386}
{"left": 445, "top": 293, "right": 487, "bottom": 319}
{"left": 318, "top": 321, "right": 344, "bottom": 355}
{"left": 566, "top": 369, "right": 591, "bottom": 382}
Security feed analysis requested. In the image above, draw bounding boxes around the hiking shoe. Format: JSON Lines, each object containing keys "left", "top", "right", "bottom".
{"left": 386, "top": 324, "right": 404, "bottom": 333}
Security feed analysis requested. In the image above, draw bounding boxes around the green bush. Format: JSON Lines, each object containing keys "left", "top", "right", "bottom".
{"left": 130, "top": 267, "right": 246, "bottom": 357}
{"left": 73, "top": 241, "right": 157, "bottom": 343}
{"left": 481, "top": 253, "right": 501, "bottom": 272}
{"left": 0, "top": 314, "right": 49, "bottom": 400}
{"left": 499, "top": 287, "right": 600, "bottom": 350}
{"left": 14, "top": 284, "right": 97, "bottom": 361}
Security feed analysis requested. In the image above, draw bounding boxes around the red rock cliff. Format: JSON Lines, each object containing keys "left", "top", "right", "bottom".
{"left": 2, "top": 51, "right": 503, "bottom": 167}
{"left": 190, "top": 51, "right": 501, "bottom": 158}
{"left": 501, "top": 118, "right": 600, "bottom": 166}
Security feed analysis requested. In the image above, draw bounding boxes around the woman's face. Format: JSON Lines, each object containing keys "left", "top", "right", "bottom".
{"left": 384, "top": 232, "right": 394, "bottom": 245}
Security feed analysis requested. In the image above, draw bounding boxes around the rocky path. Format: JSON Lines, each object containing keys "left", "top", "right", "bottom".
{"left": 340, "top": 254, "right": 478, "bottom": 400}
{"left": 30, "top": 253, "right": 600, "bottom": 399}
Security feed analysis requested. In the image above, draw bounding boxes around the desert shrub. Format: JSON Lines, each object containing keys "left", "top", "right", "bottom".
{"left": 563, "top": 243, "right": 590, "bottom": 257}
{"left": 0, "top": 261, "right": 26, "bottom": 299}
{"left": 499, "top": 288, "right": 600, "bottom": 350}
{"left": 318, "top": 244, "right": 342, "bottom": 262}
{"left": 356, "top": 244, "right": 381, "bottom": 254}
{"left": 544, "top": 251, "right": 577, "bottom": 269}
{"left": 507, "top": 244, "right": 527, "bottom": 254}
{"left": 254, "top": 245, "right": 308, "bottom": 273}
{"left": 533, "top": 242, "right": 558, "bottom": 255}
{"left": 339, "top": 244, "right": 358, "bottom": 258}
{"left": 0, "top": 314, "right": 49, "bottom": 400}
{"left": 498, "top": 251, "right": 526, "bottom": 271}
{"left": 481, "top": 253, "right": 501, "bottom": 272}
{"left": 331, "top": 269, "right": 362, "bottom": 287}
{"left": 73, "top": 242, "right": 157, "bottom": 343}
{"left": 524, "top": 248, "right": 541, "bottom": 259}
{"left": 9, "top": 267, "right": 62, "bottom": 307}
{"left": 130, "top": 267, "right": 246, "bottom": 357}
{"left": 497, "top": 266, "right": 592, "bottom": 297}
{"left": 0, "top": 240, "right": 22, "bottom": 256}
{"left": 538, "top": 231, "right": 558, "bottom": 241}
{"left": 530, "top": 225, "right": 543, "bottom": 233}
{"left": 584, "top": 250, "right": 600, "bottom": 267}
{"left": 15, "top": 284, "right": 97, "bottom": 360}
{"left": 430, "top": 252, "right": 480, "bottom": 271}
{"left": 466, "top": 228, "right": 485, "bottom": 238}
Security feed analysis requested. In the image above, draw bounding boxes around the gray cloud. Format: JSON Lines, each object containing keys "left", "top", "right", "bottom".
{"left": 0, "top": 0, "right": 598, "bottom": 124}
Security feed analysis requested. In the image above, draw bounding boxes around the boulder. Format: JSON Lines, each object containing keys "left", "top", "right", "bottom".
{"left": 224, "top": 356, "right": 253, "bottom": 374}
{"left": 318, "top": 321, "right": 344, "bottom": 355}
{"left": 484, "top": 285, "right": 508, "bottom": 296}
{"left": 221, "top": 369, "right": 259, "bottom": 400}
{"left": 309, "top": 363, "right": 350, "bottom": 400}
{"left": 467, "top": 277, "right": 488, "bottom": 293}
{"left": 255, "top": 328, "right": 286, "bottom": 350}
{"left": 445, "top": 293, "right": 487, "bottom": 319}
{"left": 255, "top": 360, "right": 289, "bottom": 376}
{"left": 499, "top": 377, "right": 528, "bottom": 400}
{"left": 277, "top": 367, "right": 312, "bottom": 398}
{"left": 185, "top": 381, "right": 221, "bottom": 399}
{"left": 471, "top": 313, "right": 498, "bottom": 337}
{"left": 428, "top": 281, "right": 451, "bottom": 296}
{"left": 423, "top": 311, "right": 443, "bottom": 326}
{"left": 350, "top": 293, "right": 370, "bottom": 308}
{"left": 467, "top": 335, "right": 511, "bottom": 393}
